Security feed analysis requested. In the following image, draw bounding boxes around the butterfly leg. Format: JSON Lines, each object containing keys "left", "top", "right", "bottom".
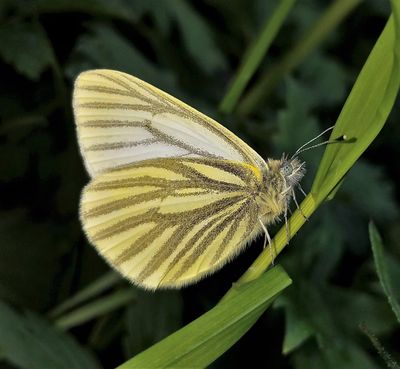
{"left": 298, "top": 183, "right": 307, "bottom": 198}
{"left": 292, "top": 188, "right": 308, "bottom": 221}
{"left": 258, "top": 218, "right": 275, "bottom": 265}
{"left": 284, "top": 206, "right": 290, "bottom": 245}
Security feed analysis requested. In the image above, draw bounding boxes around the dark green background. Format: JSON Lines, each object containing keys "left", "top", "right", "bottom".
{"left": 0, "top": 1, "right": 399, "bottom": 368}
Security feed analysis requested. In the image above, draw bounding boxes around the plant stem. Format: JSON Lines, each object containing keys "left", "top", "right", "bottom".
{"left": 55, "top": 289, "right": 136, "bottom": 330}
{"left": 237, "top": 0, "right": 362, "bottom": 116}
{"left": 219, "top": 0, "right": 296, "bottom": 114}
{"left": 49, "top": 271, "right": 121, "bottom": 318}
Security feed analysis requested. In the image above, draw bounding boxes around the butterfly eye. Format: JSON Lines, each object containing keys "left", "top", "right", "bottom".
{"left": 281, "top": 162, "right": 293, "bottom": 177}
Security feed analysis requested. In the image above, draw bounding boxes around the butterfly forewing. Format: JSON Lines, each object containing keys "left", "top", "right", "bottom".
{"left": 80, "top": 158, "right": 263, "bottom": 289}
{"left": 73, "top": 69, "right": 266, "bottom": 177}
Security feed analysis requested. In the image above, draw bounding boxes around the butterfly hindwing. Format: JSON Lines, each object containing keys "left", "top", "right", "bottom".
{"left": 73, "top": 69, "right": 266, "bottom": 177}
{"left": 80, "top": 157, "right": 263, "bottom": 289}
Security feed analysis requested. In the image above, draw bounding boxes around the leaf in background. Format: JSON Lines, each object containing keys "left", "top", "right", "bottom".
{"left": 273, "top": 79, "right": 319, "bottom": 144}
{"left": 329, "top": 287, "right": 397, "bottom": 336}
{"left": 33, "top": 0, "right": 228, "bottom": 79}
{"left": 65, "top": 23, "right": 176, "bottom": 91}
{"left": 298, "top": 53, "right": 348, "bottom": 108}
{"left": 34, "top": 0, "right": 134, "bottom": 21}
{"left": 280, "top": 283, "right": 382, "bottom": 369}
{"left": 50, "top": 272, "right": 121, "bottom": 318}
{"left": 289, "top": 158, "right": 397, "bottom": 281}
{"left": 300, "top": 159, "right": 398, "bottom": 279}
{"left": 270, "top": 53, "right": 347, "bottom": 162}
{"left": 272, "top": 78, "right": 321, "bottom": 173}
{"left": 55, "top": 289, "right": 136, "bottom": 331}
{"left": 238, "top": 0, "right": 362, "bottom": 115}
{"left": 117, "top": 266, "right": 291, "bottom": 369}
{"left": 116, "top": 0, "right": 170, "bottom": 33}
{"left": 292, "top": 342, "right": 329, "bottom": 369}
{"left": 341, "top": 161, "right": 398, "bottom": 221}
{"left": 0, "top": 21, "right": 53, "bottom": 80}
{"left": 323, "top": 343, "right": 380, "bottom": 369}
{"left": 128, "top": 0, "right": 226, "bottom": 74}
{"left": 282, "top": 307, "right": 313, "bottom": 354}
{"left": 0, "top": 300, "right": 102, "bottom": 369}
{"left": 298, "top": 158, "right": 399, "bottom": 279}
{"left": 280, "top": 282, "right": 341, "bottom": 348}
{"left": 163, "top": 0, "right": 227, "bottom": 74}
{"left": 123, "top": 290, "right": 183, "bottom": 358}
{"left": 293, "top": 340, "right": 379, "bottom": 369}
{"left": 275, "top": 296, "right": 314, "bottom": 354}
{"left": 300, "top": 210, "right": 345, "bottom": 281}
{"left": 369, "top": 222, "right": 400, "bottom": 323}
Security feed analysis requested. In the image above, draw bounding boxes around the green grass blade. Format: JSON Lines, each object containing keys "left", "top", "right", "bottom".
{"left": 369, "top": 222, "right": 400, "bottom": 323}
{"left": 226, "top": 4, "right": 400, "bottom": 287}
{"left": 117, "top": 266, "right": 291, "bottom": 369}
{"left": 219, "top": 0, "right": 296, "bottom": 114}
{"left": 49, "top": 271, "right": 121, "bottom": 318}
{"left": 55, "top": 289, "right": 136, "bottom": 330}
{"left": 312, "top": 12, "right": 400, "bottom": 201}
{"left": 237, "top": 0, "right": 361, "bottom": 116}
{"left": 360, "top": 323, "right": 400, "bottom": 369}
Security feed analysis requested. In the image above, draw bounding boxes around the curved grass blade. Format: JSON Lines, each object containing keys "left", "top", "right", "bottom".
{"left": 237, "top": 0, "right": 362, "bottom": 115}
{"left": 369, "top": 222, "right": 400, "bottom": 323}
{"left": 227, "top": 2, "right": 400, "bottom": 288}
{"left": 312, "top": 11, "right": 400, "bottom": 201}
{"left": 360, "top": 323, "right": 400, "bottom": 369}
{"left": 55, "top": 289, "right": 136, "bottom": 330}
{"left": 117, "top": 266, "right": 291, "bottom": 369}
{"left": 49, "top": 271, "right": 120, "bottom": 318}
{"left": 219, "top": 0, "right": 296, "bottom": 114}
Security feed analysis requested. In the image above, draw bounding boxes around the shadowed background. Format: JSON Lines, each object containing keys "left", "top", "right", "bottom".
{"left": 0, "top": 0, "right": 399, "bottom": 368}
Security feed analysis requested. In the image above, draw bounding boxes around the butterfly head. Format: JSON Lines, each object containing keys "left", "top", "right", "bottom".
{"left": 257, "top": 157, "right": 305, "bottom": 222}
{"left": 279, "top": 156, "right": 306, "bottom": 190}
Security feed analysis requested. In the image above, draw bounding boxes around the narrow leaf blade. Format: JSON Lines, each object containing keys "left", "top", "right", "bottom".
{"left": 0, "top": 301, "right": 101, "bottom": 369}
{"left": 312, "top": 5, "right": 400, "bottom": 200}
{"left": 219, "top": 0, "right": 296, "bottom": 114}
{"left": 369, "top": 222, "right": 400, "bottom": 323}
{"left": 117, "top": 266, "right": 291, "bottom": 369}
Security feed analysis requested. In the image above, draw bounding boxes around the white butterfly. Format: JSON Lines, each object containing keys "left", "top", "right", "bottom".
{"left": 73, "top": 69, "right": 306, "bottom": 289}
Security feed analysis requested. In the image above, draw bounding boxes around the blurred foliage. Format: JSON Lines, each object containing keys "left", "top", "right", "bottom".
{"left": 0, "top": 0, "right": 399, "bottom": 368}
{"left": 0, "top": 300, "right": 101, "bottom": 369}
{"left": 368, "top": 223, "right": 400, "bottom": 368}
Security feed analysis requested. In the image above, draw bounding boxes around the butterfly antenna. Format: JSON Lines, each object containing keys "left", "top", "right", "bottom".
{"left": 292, "top": 126, "right": 334, "bottom": 158}
{"left": 294, "top": 134, "right": 348, "bottom": 157}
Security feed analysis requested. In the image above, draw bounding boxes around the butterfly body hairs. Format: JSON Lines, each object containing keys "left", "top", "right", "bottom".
{"left": 73, "top": 69, "right": 305, "bottom": 289}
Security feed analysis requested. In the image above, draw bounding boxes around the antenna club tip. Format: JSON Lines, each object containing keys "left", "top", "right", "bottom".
{"left": 336, "top": 134, "right": 348, "bottom": 141}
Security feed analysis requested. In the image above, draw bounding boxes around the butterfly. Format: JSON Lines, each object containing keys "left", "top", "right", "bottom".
{"left": 73, "top": 69, "right": 306, "bottom": 289}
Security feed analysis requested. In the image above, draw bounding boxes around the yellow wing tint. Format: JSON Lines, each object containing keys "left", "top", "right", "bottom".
{"left": 80, "top": 157, "right": 264, "bottom": 289}
{"left": 73, "top": 69, "right": 266, "bottom": 177}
